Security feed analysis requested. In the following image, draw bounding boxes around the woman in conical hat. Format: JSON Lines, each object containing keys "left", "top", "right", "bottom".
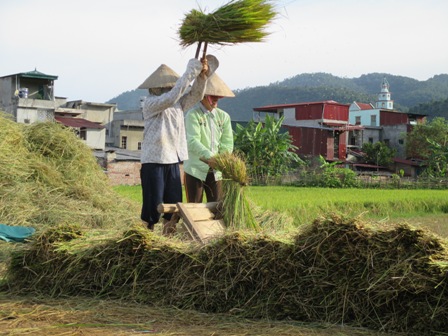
{"left": 137, "top": 64, "right": 180, "bottom": 92}
{"left": 183, "top": 72, "right": 234, "bottom": 204}
{"left": 139, "top": 55, "right": 219, "bottom": 235}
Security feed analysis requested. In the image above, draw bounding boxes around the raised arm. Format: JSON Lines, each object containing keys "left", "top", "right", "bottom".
{"left": 142, "top": 59, "right": 202, "bottom": 118}
{"left": 180, "top": 55, "right": 219, "bottom": 112}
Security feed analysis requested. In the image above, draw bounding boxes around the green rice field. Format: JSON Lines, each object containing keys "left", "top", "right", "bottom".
{"left": 114, "top": 185, "right": 448, "bottom": 237}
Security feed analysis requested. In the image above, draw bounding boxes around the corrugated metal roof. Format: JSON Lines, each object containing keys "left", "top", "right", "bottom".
{"left": 55, "top": 117, "right": 104, "bottom": 129}
{"left": 393, "top": 158, "right": 425, "bottom": 166}
{"left": 13, "top": 69, "right": 58, "bottom": 80}
{"left": 93, "top": 147, "right": 141, "bottom": 161}
{"left": 253, "top": 100, "right": 350, "bottom": 112}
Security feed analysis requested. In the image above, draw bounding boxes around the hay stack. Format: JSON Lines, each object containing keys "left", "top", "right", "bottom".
{"left": 0, "top": 113, "right": 139, "bottom": 230}
{"left": 7, "top": 215, "right": 448, "bottom": 335}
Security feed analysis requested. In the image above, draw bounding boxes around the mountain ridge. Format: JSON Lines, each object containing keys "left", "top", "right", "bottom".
{"left": 107, "top": 72, "right": 448, "bottom": 122}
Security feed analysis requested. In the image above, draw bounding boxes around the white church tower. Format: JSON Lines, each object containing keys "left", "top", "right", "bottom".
{"left": 375, "top": 77, "right": 394, "bottom": 110}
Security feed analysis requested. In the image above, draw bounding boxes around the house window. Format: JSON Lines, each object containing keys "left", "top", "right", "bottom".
{"left": 138, "top": 142, "right": 142, "bottom": 150}
{"left": 368, "top": 137, "right": 373, "bottom": 143}
{"left": 121, "top": 136, "right": 127, "bottom": 149}
{"left": 355, "top": 116, "right": 361, "bottom": 125}
{"left": 350, "top": 136, "right": 356, "bottom": 146}
{"left": 370, "top": 115, "right": 376, "bottom": 126}
{"left": 399, "top": 139, "right": 404, "bottom": 145}
{"left": 79, "top": 128, "right": 86, "bottom": 140}
{"left": 384, "top": 139, "right": 390, "bottom": 146}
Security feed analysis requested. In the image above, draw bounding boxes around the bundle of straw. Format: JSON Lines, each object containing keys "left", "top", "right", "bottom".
{"left": 212, "top": 152, "right": 259, "bottom": 231}
{"left": 178, "top": 0, "right": 277, "bottom": 58}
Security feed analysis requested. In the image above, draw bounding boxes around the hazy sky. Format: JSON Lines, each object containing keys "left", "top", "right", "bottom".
{"left": 1, "top": 0, "right": 447, "bottom": 103}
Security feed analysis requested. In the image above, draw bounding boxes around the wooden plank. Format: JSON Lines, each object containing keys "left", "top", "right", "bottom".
{"left": 157, "top": 203, "right": 178, "bottom": 214}
{"left": 177, "top": 203, "right": 201, "bottom": 241}
{"left": 157, "top": 202, "right": 218, "bottom": 214}
{"left": 193, "top": 220, "right": 225, "bottom": 244}
{"left": 177, "top": 203, "right": 224, "bottom": 243}
{"left": 188, "top": 208, "right": 215, "bottom": 221}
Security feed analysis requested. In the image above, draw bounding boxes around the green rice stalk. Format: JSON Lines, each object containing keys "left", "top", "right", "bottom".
{"left": 212, "top": 152, "right": 259, "bottom": 231}
{"left": 178, "top": 0, "right": 277, "bottom": 47}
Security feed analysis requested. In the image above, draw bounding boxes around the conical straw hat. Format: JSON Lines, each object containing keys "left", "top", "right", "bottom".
{"left": 204, "top": 73, "right": 234, "bottom": 97}
{"left": 138, "top": 64, "right": 180, "bottom": 89}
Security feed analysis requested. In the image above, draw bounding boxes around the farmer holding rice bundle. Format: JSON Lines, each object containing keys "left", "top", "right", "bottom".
{"left": 137, "top": 0, "right": 276, "bottom": 234}
{"left": 183, "top": 73, "right": 235, "bottom": 203}
{"left": 138, "top": 55, "right": 218, "bottom": 234}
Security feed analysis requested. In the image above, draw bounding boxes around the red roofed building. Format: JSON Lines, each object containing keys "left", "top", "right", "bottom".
{"left": 253, "top": 100, "right": 363, "bottom": 161}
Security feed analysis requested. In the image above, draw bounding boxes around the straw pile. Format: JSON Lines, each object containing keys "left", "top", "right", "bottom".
{"left": 6, "top": 215, "right": 448, "bottom": 335}
{"left": 212, "top": 152, "right": 259, "bottom": 231}
{"left": 0, "top": 113, "right": 139, "bottom": 231}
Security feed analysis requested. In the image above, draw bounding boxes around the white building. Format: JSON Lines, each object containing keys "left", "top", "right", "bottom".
{"left": 0, "top": 69, "right": 116, "bottom": 150}
{"left": 348, "top": 78, "right": 425, "bottom": 158}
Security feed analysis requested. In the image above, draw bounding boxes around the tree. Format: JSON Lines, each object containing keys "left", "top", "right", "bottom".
{"left": 361, "top": 142, "right": 396, "bottom": 167}
{"left": 234, "top": 115, "right": 303, "bottom": 184}
{"left": 422, "top": 138, "right": 448, "bottom": 178}
{"left": 316, "top": 155, "right": 360, "bottom": 188}
{"left": 406, "top": 117, "right": 448, "bottom": 160}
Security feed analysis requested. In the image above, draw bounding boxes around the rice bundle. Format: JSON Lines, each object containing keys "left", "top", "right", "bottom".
{"left": 178, "top": 0, "right": 277, "bottom": 57}
{"left": 212, "top": 152, "right": 259, "bottom": 231}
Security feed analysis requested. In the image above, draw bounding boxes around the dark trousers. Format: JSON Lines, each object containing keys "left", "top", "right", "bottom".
{"left": 140, "top": 163, "right": 182, "bottom": 229}
{"left": 184, "top": 172, "right": 222, "bottom": 203}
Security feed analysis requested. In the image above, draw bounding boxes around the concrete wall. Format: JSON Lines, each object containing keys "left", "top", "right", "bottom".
{"left": 349, "top": 109, "right": 380, "bottom": 126}
{"left": 100, "top": 159, "right": 185, "bottom": 186}
{"left": 382, "top": 124, "right": 407, "bottom": 158}
{"left": 112, "top": 110, "right": 144, "bottom": 149}
{"left": 360, "top": 127, "right": 381, "bottom": 145}
{"left": 119, "top": 127, "right": 143, "bottom": 150}
{"left": 85, "top": 128, "right": 106, "bottom": 150}
{"left": 105, "top": 160, "right": 142, "bottom": 186}
{"left": 0, "top": 77, "right": 14, "bottom": 114}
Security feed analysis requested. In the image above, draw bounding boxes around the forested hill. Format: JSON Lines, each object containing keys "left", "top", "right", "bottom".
{"left": 107, "top": 72, "right": 448, "bottom": 122}
{"left": 409, "top": 98, "right": 448, "bottom": 121}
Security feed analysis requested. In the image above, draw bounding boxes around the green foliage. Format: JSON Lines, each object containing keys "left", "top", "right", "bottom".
{"left": 234, "top": 115, "right": 303, "bottom": 184}
{"left": 361, "top": 142, "right": 396, "bottom": 167}
{"left": 406, "top": 117, "right": 448, "bottom": 160}
{"left": 293, "top": 156, "right": 360, "bottom": 188}
{"left": 409, "top": 97, "right": 448, "bottom": 121}
{"left": 421, "top": 138, "right": 448, "bottom": 178}
{"left": 319, "top": 167, "right": 359, "bottom": 188}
